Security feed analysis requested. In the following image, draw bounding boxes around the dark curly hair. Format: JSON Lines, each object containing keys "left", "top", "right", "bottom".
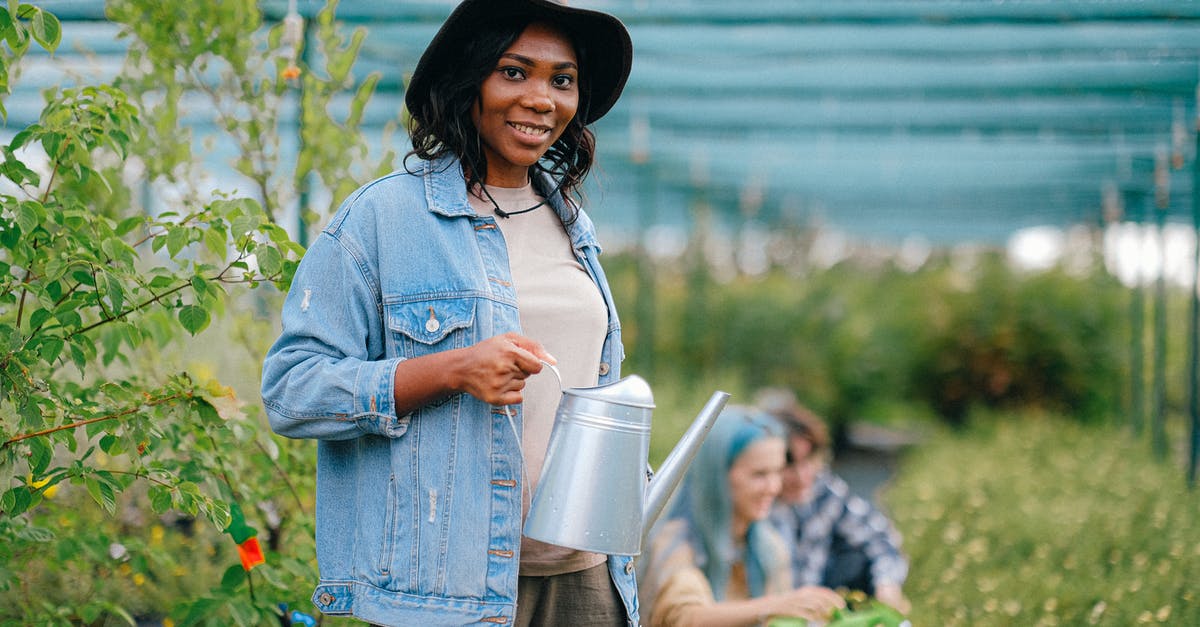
{"left": 405, "top": 15, "right": 597, "bottom": 219}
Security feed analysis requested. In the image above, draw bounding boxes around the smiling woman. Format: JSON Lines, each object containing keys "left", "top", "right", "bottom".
{"left": 259, "top": 1, "right": 637, "bottom": 625}
{"left": 638, "top": 407, "right": 846, "bottom": 627}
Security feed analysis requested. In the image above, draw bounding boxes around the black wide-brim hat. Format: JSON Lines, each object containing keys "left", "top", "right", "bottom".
{"left": 405, "top": 0, "right": 633, "bottom": 126}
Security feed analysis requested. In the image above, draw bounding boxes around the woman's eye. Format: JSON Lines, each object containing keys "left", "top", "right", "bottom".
{"left": 500, "top": 67, "right": 524, "bottom": 80}
{"left": 553, "top": 74, "right": 575, "bottom": 89}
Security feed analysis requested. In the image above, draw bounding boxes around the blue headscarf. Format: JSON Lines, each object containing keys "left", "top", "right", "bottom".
{"left": 667, "top": 405, "right": 785, "bottom": 600}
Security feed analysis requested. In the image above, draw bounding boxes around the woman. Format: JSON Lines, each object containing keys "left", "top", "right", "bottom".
{"left": 260, "top": 1, "right": 635, "bottom": 625}
{"left": 639, "top": 407, "right": 845, "bottom": 627}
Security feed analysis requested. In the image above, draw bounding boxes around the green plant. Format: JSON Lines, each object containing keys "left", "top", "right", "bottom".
{"left": 886, "top": 412, "right": 1199, "bottom": 626}
{"left": 0, "top": 2, "right": 386, "bottom": 623}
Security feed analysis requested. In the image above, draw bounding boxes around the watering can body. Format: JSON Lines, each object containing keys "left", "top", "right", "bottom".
{"left": 523, "top": 375, "right": 730, "bottom": 556}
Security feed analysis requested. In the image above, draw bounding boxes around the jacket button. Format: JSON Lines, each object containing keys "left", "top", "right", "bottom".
{"left": 598, "top": 362, "right": 610, "bottom": 376}
{"left": 425, "top": 317, "right": 440, "bottom": 333}
{"left": 318, "top": 592, "right": 335, "bottom": 605}
{"left": 624, "top": 560, "right": 634, "bottom": 574}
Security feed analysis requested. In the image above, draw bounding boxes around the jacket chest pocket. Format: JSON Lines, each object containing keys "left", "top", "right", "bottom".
{"left": 387, "top": 298, "right": 477, "bottom": 359}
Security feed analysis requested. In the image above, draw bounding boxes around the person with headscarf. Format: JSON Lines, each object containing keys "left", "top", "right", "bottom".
{"left": 261, "top": 1, "right": 638, "bottom": 624}
{"left": 639, "top": 407, "right": 845, "bottom": 627}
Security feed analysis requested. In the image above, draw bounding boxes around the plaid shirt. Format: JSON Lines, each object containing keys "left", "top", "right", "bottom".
{"left": 769, "top": 471, "right": 909, "bottom": 589}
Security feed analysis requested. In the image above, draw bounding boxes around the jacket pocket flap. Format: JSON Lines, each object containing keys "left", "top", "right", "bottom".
{"left": 387, "top": 298, "right": 475, "bottom": 345}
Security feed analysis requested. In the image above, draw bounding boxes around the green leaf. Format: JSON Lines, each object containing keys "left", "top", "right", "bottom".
{"left": 28, "top": 307, "right": 51, "bottom": 329}
{"left": 71, "top": 269, "right": 95, "bottom": 286}
{"left": 115, "top": 215, "right": 143, "bottom": 236}
{"left": 220, "top": 562, "right": 246, "bottom": 588}
{"left": 203, "top": 226, "right": 227, "bottom": 257}
{"left": 15, "top": 201, "right": 39, "bottom": 233}
{"left": 1, "top": 486, "right": 32, "bottom": 515}
{"left": 41, "top": 131, "right": 63, "bottom": 158}
{"left": 78, "top": 603, "right": 103, "bottom": 624}
{"left": 229, "top": 599, "right": 259, "bottom": 627}
{"left": 178, "top": 304, "right": 210, "bottom": 335}
{"left": 54, "top": 308, "right": 81, "bottom": 329}
{"left": 42, "top": 256, "right": 66, "bottom": 281}
{"left": 230, "top": 214, "right": 259, "bottom": 240}
{"left": 102, "top": 236, "right": 135, "bottom": 265}
{"left": 255, "top": 563, "right": 286, "bottom": 590}
{"left": 29, "top": 7, "right": 60, "bottom": 51}
{"left": 7, "top": 125, "right": 36, "bottom": 152}
{"left": 27, "top": 436, "right": 51, "bottom": 475}
{"left": 190, "top": 275, "right": 208, "bottom": 299}
{"left": 179, "top": 598, "right": 220, "bottom": 627}
{"left": 148, "top": 484, "right": 172, "bottom": 514}
{"left": 105, "top": 273, "right": 125, "bottom": 313}
{"left": 37, "top": 336, "right": 62, "bottom": 363}
{"left": 98, "top": 433, "right": 119, "bottom": 454}
{"left": 0, "top": 8, "right": 13, "bottom": 45}
{"left": 166, "top": 226, "right": 189, "bottom": 258}
{"left": 84, "top": 475, "right": 116, "bottom": 514}
{"left": 256, "top": 245, "right": 282, "bottom": 277}
{"left": 205, "top": 497, "right": 231, "bottom": 530}
{"left": 66, "top": 341, "right": 85, "bottom": 371}
{"left": 14, "top": 522, "right": 54, "bottom": 543}
{"left": 193, "top": 397, "right": 222, "bottom": 424}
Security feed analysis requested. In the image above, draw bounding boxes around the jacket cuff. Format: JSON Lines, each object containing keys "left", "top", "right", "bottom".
{"left": 353, "top": 358, "right": 409, "bottom": 437}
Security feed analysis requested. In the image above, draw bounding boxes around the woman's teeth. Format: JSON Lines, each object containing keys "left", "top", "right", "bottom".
{"left": 511, "top": 122, "right": 549, "bottom": 136}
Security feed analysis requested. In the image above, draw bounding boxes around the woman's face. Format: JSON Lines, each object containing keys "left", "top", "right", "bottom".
{"left": 472, "top": 21, "right": 579, "bottom": 188}
{"left": 727, "top": 437, "right": 786, "bottom": 527}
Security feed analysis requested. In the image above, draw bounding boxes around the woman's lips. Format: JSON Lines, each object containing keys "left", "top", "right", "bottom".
{"left": 509, "top": 121, "right": 551, "bottom": 141}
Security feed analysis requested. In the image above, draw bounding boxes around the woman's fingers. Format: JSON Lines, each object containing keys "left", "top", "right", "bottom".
{"left": 778, "top": 586, "right": 845, "bottom": 620}
{"left": 460, "top": 333, "right": 553, "bottom": 404}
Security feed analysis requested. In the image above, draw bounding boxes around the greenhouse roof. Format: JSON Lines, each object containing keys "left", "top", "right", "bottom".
{"left": 16, "top": 0, "right": 1200, "bottom": 243}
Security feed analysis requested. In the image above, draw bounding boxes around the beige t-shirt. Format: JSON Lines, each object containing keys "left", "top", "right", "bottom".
{"left": 468, "top": 182, "right": 609, "bottom": 577}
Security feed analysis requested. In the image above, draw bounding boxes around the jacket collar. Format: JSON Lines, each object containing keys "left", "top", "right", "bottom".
{"left": 422, "top": 154, "right": 602, "bottom": 253}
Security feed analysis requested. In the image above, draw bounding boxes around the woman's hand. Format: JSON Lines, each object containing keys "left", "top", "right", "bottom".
{"left": 453, "top": 332, "right": 555, "bottom": 405}
{"left": 392, "top": 332, "right": 555, "bottom": 413}
{"left": 767, "top": 585, "right": 845, "bottom": 622}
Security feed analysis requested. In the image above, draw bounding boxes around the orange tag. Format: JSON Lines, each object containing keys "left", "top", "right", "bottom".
{"left": 237, "top": 536, "right": 266, "bottom": 571}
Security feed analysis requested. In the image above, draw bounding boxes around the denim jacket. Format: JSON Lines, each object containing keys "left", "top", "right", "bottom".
{"left": 261, "top": 155, "right": 640, "bottom": 626}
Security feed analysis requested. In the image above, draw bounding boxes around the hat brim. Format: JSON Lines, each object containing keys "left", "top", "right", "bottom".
{"left": 405, "top": 0, "right": 633, "bottom": 126}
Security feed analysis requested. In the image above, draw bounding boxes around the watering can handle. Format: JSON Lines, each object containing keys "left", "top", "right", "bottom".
{"left": 540, "top": 360, "right": 562, "bottom": 389}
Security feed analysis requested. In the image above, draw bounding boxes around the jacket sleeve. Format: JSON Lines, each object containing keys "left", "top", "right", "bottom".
{"left": 260, "top": 229, "right": 407, "bottom": 441}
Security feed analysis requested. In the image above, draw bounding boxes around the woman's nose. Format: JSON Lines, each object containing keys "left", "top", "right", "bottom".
{"left": 521, "top": 84, "right": 555, "bottom": 113}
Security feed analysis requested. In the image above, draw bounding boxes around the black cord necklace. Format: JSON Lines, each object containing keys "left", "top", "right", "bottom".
{"left": 478, "top": 174, "right": 566, "bottom": 219}
{"left": 479, "top": 184, "right": 546, "bottom": 218}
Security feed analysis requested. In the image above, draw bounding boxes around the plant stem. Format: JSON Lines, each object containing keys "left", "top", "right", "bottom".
{"left": 255, "top": 439, "right": 306, "bottom": 515}
{"left": 0, "top": 392, "right": 190, "bottom": 449}
{"left": 106, "top": 468, "right": 175, "bottom": 489}
{"left": 16, "top": 156, "right": 62, "bottom": 328}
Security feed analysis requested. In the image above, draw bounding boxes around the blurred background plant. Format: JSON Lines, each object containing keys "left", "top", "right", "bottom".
{"left": 885, "top": 413, "right": 1198, "bottom": 626}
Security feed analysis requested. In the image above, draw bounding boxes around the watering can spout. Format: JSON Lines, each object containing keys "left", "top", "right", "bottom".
{"left": 642, "top": 391, "right": 731, "bottom": 541}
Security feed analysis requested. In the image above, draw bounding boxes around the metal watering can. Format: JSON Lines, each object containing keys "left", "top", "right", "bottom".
{"left": 523, "top": 372, "right": 730, "bottom": 556}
